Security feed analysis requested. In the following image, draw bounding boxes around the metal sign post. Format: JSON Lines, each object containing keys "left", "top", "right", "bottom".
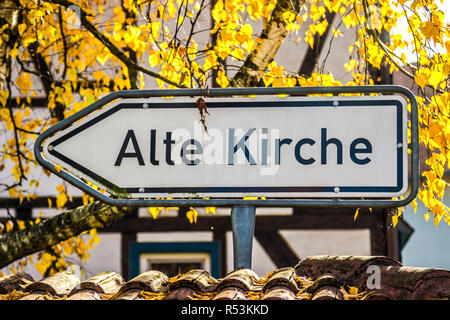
{"left": 231, "top": 206, "right": 256, "bottom": 270}
{"left": 34, "top": 85, "right": 419, "bottom": 271}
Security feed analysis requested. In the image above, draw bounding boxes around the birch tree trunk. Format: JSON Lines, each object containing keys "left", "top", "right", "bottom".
{"left": 0, "top": 0, "right": 19, "bottom": 95}
{"left": 0, "top": 202, "right": 131, "bottom": 268}
{"left": 229, "top": 0, "right": 304, "bottom": 87}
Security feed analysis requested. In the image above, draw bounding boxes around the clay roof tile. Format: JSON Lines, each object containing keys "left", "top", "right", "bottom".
{"left": 0, "top": 272, "right": 34, "bottom": 294}
{"left": 21, "top": 271, "right": 79, "bottom": 298}
{"left": 213, "top": 288, "right": 247, "bottom": 300}
{"left": 70, "top": 271, "right": 124, "bottom": 295}
{"left": 262, "top": 288, "right": 298, "bottom": 300}
{"left": 295, "top": 255, "right": 402, "bottom": 284}
{"left": 120, "top": 270, "right": 168, "bottom": 293}
{"left": 168, "top": 269, "right": 217, "bottom": 293}
{"left": 217, "top": 269, "right": 262, "bottom": 292}
{"left": 262, "top": 267, "right": 299, "bottom": 293}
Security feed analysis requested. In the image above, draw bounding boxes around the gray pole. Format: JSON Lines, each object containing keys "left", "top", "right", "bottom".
{"left": 231, "top": 205, "right": 256, "bottom": 270}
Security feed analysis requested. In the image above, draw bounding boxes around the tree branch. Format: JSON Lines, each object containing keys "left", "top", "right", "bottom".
{"left": 43, "top": 0, "right": 186, "bottom": 88}
{"left": 0, "top": 201, "right": 131, "bottom": 269}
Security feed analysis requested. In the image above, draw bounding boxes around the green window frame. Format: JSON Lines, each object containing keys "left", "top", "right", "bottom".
{"left": 129, "top": 241, "right": 220, "bottom": 279}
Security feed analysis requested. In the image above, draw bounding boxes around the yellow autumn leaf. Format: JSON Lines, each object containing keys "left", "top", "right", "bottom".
{"left": 17, "top": 220, "right": 26, "bottom": 230}
{"left": 9, "top": 48, "right": 19, "bottom": 59}
{"left": 419, "top": 13, "right": 444, "bottom": 44}
{"left": 348, "top": 286, "right": 359, "bottom": 295}
{"left": 414, "top": 69, "right": 430, "bottom": 89}
{"left": 354, "top": 208, "right": 360, "bottom": 221}
{"left": 90, "top": 229, "right": 100, "bottom": 246}
{"left": 82, "top": 193, "right": 90, "bottom": 206}
{"left": 47, "top": 198, "right": 52, "bottom": 208}
{"left": 96, "top": 52, "right": 109, "bottom": 66}
{"left": 434, "top": 214, "right": 442, "bottom": 227}
{"left": 147, "top": 207, "right": 162, "bottom": 219}
{"left": 140, "top": 291, "right": 166, "bottom": 300}
{"left": 56, "top": 192, "right": 68, "bottom": 209}
{"left": 263, "top": 73, "right": 274, "bottom": 87}
{"left": 177, "top": 15, "right": 184, "bottom": 26}
{"left": 216, "top": 70, "right": 229, "bottom": 88}
{"left": 340, "top": 285, "right": 367, "bottom": 300}
{"left": 16, "top": 72, "right": 32, "bottom": 94}
{"left": 18, "top": 23, "right": 27, "bottom": 35}
{"left": 35, "top": 259, "right": 50, "bottom": 276}
{"left": 315, "top": 20, "right": 328, "bottom": 36}
{"left": 92, "top": 234, "right": 100, "bottom": 246}
{"left": 332, "top": 28, "right": 342, "bottom": 37}
{"left": 392, "top": 214, "right": 398, "bottom": 227}
{"left": 186, "top": 208, "right": 198, "bottom": 223}
{"left": 428, "top": 70, "right": 446, "bottom": 90}
{"left": 8, "top": 187, "right": 17, "bottom": 198}
{"left": 56, "top": 184, "right": 65, "bottom": 193}
{"left": 148, "top": 51, "right": 160, "bottom": 68}
{"left": 0, "top": 89, "right": 9, "bottom": 107}
{"left": 305, "top": 33, "right": 314, "bottom": 48}
{"left": 22, "top": 106, "right": 31, "bottom": 118}
{"left": 5, "top": 220, "right": 14, "bottom": 233}
{"left": 309, "top": 3, "right": 326, "bottom": 21}
{"left": 92, "top": 70, "right": 104, "bottom": 82}
{"left": 151, "top": 21, "right": 161, "bottom": 40}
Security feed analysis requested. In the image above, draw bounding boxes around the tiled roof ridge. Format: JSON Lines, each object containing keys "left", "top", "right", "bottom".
{"left": 1, "top": 255, "right": 449, "bottom": 300}
{"left": 369, "top": 266, "right": 450, "bottom": 299}
{"left": 294, "top": 255, "right": 402, "bottom": 284}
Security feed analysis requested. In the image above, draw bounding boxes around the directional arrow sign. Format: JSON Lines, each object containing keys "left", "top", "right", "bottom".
{"left": 39, "top": 93, "right": 408, "bottom": 199}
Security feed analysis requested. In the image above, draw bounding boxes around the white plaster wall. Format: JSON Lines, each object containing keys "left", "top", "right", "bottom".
{"left": 0, "top": 232, "right": 122, "bottom": 281}
{"left": 226, "top": 232, "right": 277, "bottom": 277}
{"left": 274, "top": 11, "right": 356, "bottom": 84}
{"left": 279, "top": 229, "right": 371, "bottom": 258}
{"left": 137, "top": 231, "right": 213, "bottom": 242}
{"left": 81, "top": 233, "right": 122, "bottom": 278}
{"left": 225, "top": 229, "right": 371, "bottom": 277}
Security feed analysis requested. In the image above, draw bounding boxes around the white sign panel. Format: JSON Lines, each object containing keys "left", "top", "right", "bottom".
{"left": 42, "top": 95, "right": 408, "bottom": 198}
